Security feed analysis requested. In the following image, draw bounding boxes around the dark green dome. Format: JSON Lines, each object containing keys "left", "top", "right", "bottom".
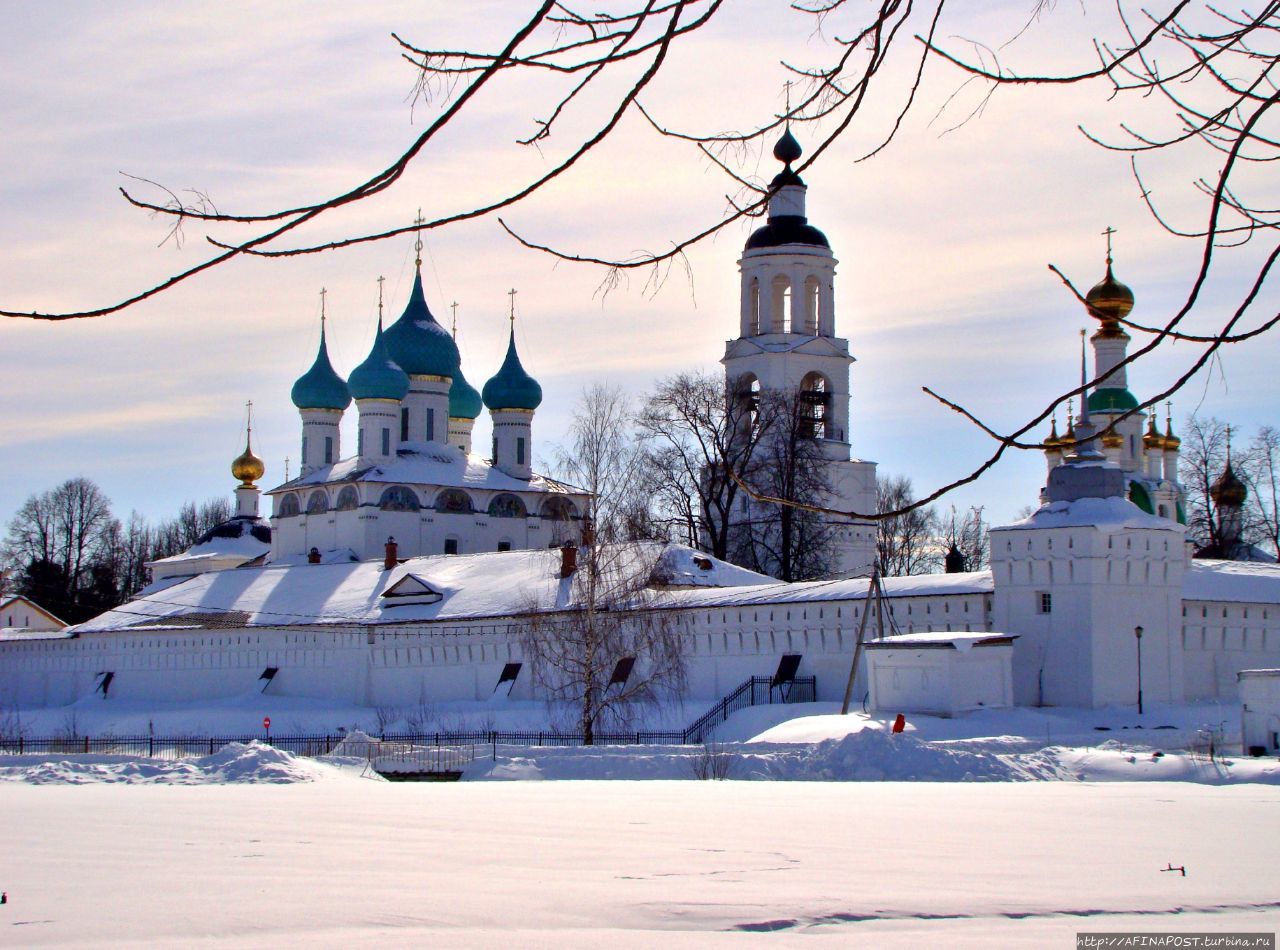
{"left": 482, "top": 328, "right": 542, "bottom": 411}
{"left": 291, "top": 327, "right": 351, "bottom": 411}
{"left": 449, "top": 365, "right": 483, "bottom": 420}
{"left": 1087, "top": 388, "right": 1140, "bottom": 412}
{"left": 348, "top": 321, "right": 410, "bottom": 401}
{"left": 382, "top": 269, "right": 460, "bottom": 379}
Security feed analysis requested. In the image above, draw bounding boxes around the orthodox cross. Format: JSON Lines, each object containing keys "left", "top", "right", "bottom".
{"left": 245, "top": 400, "right": 254, "bottom": 439}
{"left": 784, "top": 79, "right": 793, "bottom": 116}
{"left": 508, "top": 288, "right": 517, "bottom": 325}
{"left": 284, "top": 456, "right": 290, "bottom": 482}
{"left": 1102, "top": 225, "right": 1116, "bottom": 266}
{"left": 414, "top": 209, "right": 425, "bottom": 267}
{"left": 1226, "top": 424, "right": 1233, "bottom": 465}
{"left": 376, "top": 275, "right": 385, "bottom": 322}
{"left": 450, "top": 300, "right": 459, "bottom": 339}
{"left": 319, "top": 287, "right": 327, "bottom": 328}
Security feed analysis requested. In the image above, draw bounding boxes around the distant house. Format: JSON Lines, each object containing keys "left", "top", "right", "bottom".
{"left": 0, "top": 596, "right": 67, "bottom": 632}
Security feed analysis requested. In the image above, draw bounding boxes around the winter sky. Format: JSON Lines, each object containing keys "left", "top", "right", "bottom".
{"left": 0, "top": 2, "right": 1274, "bottom": 533}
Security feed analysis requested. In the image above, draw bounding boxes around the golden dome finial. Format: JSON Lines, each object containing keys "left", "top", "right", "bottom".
{"left": 231, "top": 400, "right": 266, "bottom": 487}
{"left": 1085, "top": 226, "right": 1134, "bottom": 330}
{"left": 1046, "top": 414, "right": 1061, "bottom": 449}
{"left": 1143, "top": 412, "right": 1163, "bottom": 449}
{"left": 1163, "top": 402, "right": 1181, "bottom": 450}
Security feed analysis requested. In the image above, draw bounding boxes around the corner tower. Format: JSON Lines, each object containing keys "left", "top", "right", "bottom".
{"left": 721, "top": 128, "right": 876, "bottom": 578}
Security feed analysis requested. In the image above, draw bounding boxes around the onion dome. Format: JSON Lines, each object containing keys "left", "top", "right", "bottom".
{"left": 231, "top": 436, "right": 265, "bottom": 486}
{"left": 1211, "top": 463, "right": 1247, "bottom": 508}
{"left": 482, "top": 327, "right": 542, "bottom": 411}
{"left": 449, "top": 365, "right": 483, "bottom": 420}
{"left": 349, "top": 320, "right": 410, "bottom": 401}
{"left": 745, "top": 127, "right": 830, "bottom": 251}
{"left": 1044, "top": 417, "right": 1063, "bottom": 450}
{"left": 291, "top": 325, "right": 351, "bottom": 411}
{"left": 1143, "top": 415, "right": 1164, "bottom": 450}
{"left": 1085, "top": 261, "right": 1135, "bottom": 328}
{"left": 1163, "top": 417, "right": 1181, "bottom": 451}
{"left": 383, "top": 269, "right": 461, "bottom": 379}
{"left": 1101, "top": 428, "right": 1123, "bottom": 450}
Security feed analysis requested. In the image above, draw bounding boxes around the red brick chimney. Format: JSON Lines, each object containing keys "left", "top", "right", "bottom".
{"left": 308, "top": 547, "right": 321, "bottom": 565}
{"left": 560, "top": 544, "right": 577, "bottom": 579}
{"left": 384, "top": 537, "right": 398, "bottom": 571}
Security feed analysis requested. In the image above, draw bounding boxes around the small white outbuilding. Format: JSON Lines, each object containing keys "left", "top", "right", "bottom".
{"left": 1239, "top": 669, "right": 1280, "bottom": 756}
{"left": 865, "top": 631, "right": 1017, "bottom": 717}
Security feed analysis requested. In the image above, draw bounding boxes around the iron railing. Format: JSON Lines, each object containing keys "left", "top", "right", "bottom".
{"left": 0, "top": 675, "right": 815, "bottom": 757}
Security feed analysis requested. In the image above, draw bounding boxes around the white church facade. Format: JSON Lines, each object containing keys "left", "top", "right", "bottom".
{"left": 2, "top": 131, "right": 1279, "bottom": 720}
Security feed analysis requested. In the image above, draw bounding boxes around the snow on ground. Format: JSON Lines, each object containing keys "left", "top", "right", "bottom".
{"left": 0, "top": 742, "right": 362, "bottom": 785}
{"left": 0, "top": 780, "right": 1276, "bottom": 947}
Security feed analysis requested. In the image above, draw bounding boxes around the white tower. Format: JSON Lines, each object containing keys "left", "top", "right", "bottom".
{"left": 350, "top": 316, "right": 410, "bottom": 466}
{"left": 721, "top": 128, "right": 876, "bottom": 578}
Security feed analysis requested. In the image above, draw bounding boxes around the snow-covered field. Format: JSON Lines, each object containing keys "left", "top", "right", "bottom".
{"left": 2, "top": 700, "right": 1277, "bottom": 946}
{"left": 0, "top": 768, "right": 1277, "bottom": 947}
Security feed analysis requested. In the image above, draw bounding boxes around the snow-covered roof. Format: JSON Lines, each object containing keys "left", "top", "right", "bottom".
{"left": 266, "top": 444, "right": 586, "bottom": 497}
{"left": 72, "top": 543, "right": 773, "bottom": 634}
{"left": 999, "top": 496, "right": 1182, "bottom": 534}
{"left": 0, "top": 627, "right": 73, "bottom": 642}
{"left": 664, "top": 569, "right": 994, "bottom": 610}
{"left": 148, "top": 517, "right": 271, "bottom": 570}
{"left": 1183, "top": 559, "right": 1280, "bottom": 605}
{"left": 865, "top": 631, "right": 1015, "bottom": 651}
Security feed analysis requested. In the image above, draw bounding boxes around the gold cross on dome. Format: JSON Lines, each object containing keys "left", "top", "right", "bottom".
{"left": 319, "top": 287, "right": 327, "bottom": 326}
{"left": 414, "top": 209, "right": 425, "bottom": 265}
{"left": 508, "top": 288, "right": 517, "bottom": 325}
{"left": 376, "top": 275, "right": 385, "bottom": 319}
{"left": 1102, "top": 225, "right": 1116, "bottom": 265}
{"left": 450, "top": 301, "right": 459, "bottom": 337}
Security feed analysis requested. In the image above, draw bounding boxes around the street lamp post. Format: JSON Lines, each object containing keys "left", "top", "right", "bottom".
{"left": 1134, "top": 625, "right": 1144, "bottom": 715}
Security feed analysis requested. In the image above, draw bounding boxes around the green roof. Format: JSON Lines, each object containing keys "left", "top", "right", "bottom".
{"left": 482, "top": 328, "right": 542, "bottom": 411}
{"left": 348, "top": 322, "right": 410, "bottom": 401}
{"left": 382, "top": 269, "right": 460, "bottom": 379}
{"left": 449, "top": 366, "right": 483, "bottom": 420}
{"left": 291, "top": 327, "right": 351, "bottom": 411}
{"left": 1128, "top": 480, "right": 1154, "bottom": 515}
{"left": 1087, "top": 388, "right": 1140, "bottom": 412}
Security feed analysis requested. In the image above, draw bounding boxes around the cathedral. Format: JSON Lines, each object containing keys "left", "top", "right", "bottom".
{"left": 195, "top": 239, "right": 591, "bottom": 575}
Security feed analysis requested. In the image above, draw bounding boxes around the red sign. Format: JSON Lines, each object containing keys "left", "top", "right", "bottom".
{"left": 263, "top": 716, "right": 271, "bottom": 730}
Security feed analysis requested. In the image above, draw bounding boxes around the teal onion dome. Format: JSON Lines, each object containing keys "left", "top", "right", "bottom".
{"left": 482, "top": 328, "right": 542, "bottom": 411}
{"left": 348, "top": 321, "right": 410, "bottom": 401}
{"left": 382, "top": 269, "right": 461, "bottom": 379}
{"left": 291, "top": 327, "right": 351, "bottom": 411}
{"left": 449, "top": 366, "right": 483, "bottom": 420}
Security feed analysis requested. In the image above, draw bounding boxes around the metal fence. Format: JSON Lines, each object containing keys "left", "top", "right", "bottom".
{"left": 0, "top": 675, "right": 816, "bottom": 758}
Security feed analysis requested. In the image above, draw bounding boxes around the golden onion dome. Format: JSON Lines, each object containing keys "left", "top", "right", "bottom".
{"left": 232, "top": 439, "right": 265, "bottom": 487}
{"left": 1163, "top": 418, "right": 1181, "bottom": 451}
{"left": 1210, "top": 463, "right": 1247, "bottom": 507}
{"left": 1085, "top": 262, "right": 1135, "bottom": 327}
{"left": 1045, "top": 417, "right": 1063, "bottom": 450}
{"left": 1101, "top": 428, "right": 1123, "bottom": 450}
{"left": 1143, "top": 415, "right": 1164, "bottom": 449}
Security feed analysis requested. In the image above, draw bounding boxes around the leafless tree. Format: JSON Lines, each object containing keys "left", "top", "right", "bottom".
{"left": 875, "top": 475, "right": 938, "bottom": 576}
{"left": 634, "top": 371, "right": 771, "bottom": 557}
{"left": 2, "top": 3, "right": 1275, "bottom": 526}
{"left": 937, "top": 503, "right": 990, "bottom": 572}
{"left": 731, "top": 389, "right": 836, "bottom": 581}
{"left": 519, "top": 544, "right": 686, "bottom": 744}
{"left": 1243, "top": 426, "right": 1280, "bottom": 559}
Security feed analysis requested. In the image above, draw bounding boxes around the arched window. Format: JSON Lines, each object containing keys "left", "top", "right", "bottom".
{"left": 799, "top": 372, "right": 829, "bottom": 440}
{"left": 539, "top": 497, "right": 577, "bottom": 521}
{"left": 277, "top": 493, "right": 300, "bottom": 517}
{"left": 335, "top": 486, "right": 359, "bottom": 511}
{"left": 733, "top": 374, "right": 761, "bottom": 429}
{"left": 488, "top": 493, "right": 527, "bottom": 518}
{"left": 771, "top": 275, "right": 790, "bottom": 333}
{"left": 434, "top": 489, "right": 473, "bottom": 514}
{"left": 306, "top": 491, "right": 329, "bottom": 514}
{"left": 379, "top": 486, "right": 421, "bottom": 512}
{"left": 749, "top": 278, "right": 761, "bottom": 336}
{"left": 803, "top": 276, "right": 820, "bottom": 335}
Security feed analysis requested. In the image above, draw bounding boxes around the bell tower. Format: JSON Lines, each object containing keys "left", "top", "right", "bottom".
{"left": 720, "top": 128, "right": 876, "bottom": 578}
